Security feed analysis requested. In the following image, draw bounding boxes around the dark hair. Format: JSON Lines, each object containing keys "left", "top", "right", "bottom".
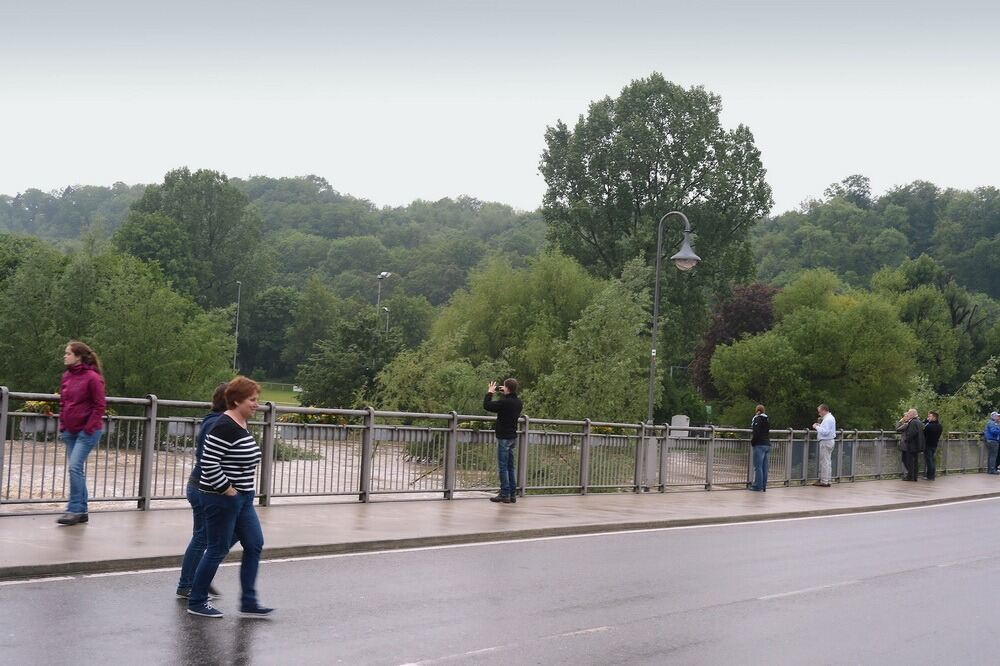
{"left": 67, "top": 340, "right": 103, "bottom": 376}
{"left": 225, "top": 376, "right": 261, "bottom": 409}
{"left": 211, "top": 382, "right": 229, "bottom": 412}
{"left": 503, "top": 378, "right": 519, "bottom": 394}
{"left": 927, "top": 411, "right": 939, "bottom": 419}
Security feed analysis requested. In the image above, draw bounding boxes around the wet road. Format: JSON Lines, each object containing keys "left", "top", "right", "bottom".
{"left": 3, "top": 498, "right": 999, "bottom": 665}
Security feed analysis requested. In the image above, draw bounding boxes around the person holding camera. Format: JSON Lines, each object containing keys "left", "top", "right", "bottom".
{"left": 483, "top": 379, "right": 523, "bottom": 504}
{"left": 922, "top": 411, "right": 942, "bottom": 480}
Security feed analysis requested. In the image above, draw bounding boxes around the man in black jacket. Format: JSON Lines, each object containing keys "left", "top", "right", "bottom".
{"left": 923, "top": 411, "right": 943, "bottom": 480}
{"left": 484, "top": 379, "right": 523, "bottom": 504}
{"left": 749, "top": 404, "right": 770, "bottom": 491}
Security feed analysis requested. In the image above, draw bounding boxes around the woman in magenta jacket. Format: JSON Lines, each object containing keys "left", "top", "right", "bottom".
{"left": 57, "top": 340, "right": 106, "bottom": 525}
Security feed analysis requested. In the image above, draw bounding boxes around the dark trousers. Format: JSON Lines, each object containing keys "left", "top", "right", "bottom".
{"left": 924, "top": 446, "right": 937, "bottom": 480}
{"left": 189, "top": 490, "right": 263, "bottom": 609}
{"left": 901, "top": 451, "right": 919, "bottom": 481}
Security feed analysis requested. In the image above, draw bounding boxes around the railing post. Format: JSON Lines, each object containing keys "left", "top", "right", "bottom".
{"left": 836, "top": 431, "right": 845, "bottom": 481}
{"left": 634, "top": 423, "right": 645, "bottom": 493}
{"left": 942, "top": 436, "right": 949, "bottom": 476}
{"left": 658, "top": 424, "right": 669, "bottom": 492}
{"left": 784, "top": 429, "right": 793, "bottom": 486}
{"left": 580, "top": 419, "right": 591, "bottom": 495}
{"left": 875, "top": 430, "right": 884, "bottom": 479}
{"left": 0, "top": 386, "right": 8, "bottom": 504}
{"left": 137, "top": 394, "right": 157, "bottom": 510}
{"left": 359, "top": 406, "right": 374, "bottom": 502}
{"left": 705, "top": 426, "right": 715, "bottom": 490}
{"left": 258, "top": 401, "right": 276, "bottom": 506}
{"left": 516, "top": 415, "right": 529, "bottom": 498}
{"left": 444, "top": 411, "right": 458, "bottom": 499}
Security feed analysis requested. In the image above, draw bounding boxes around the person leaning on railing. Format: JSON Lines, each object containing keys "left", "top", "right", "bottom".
{"left": 984, "top": 412, "right": 1000, "bottom": 475}
{"left": 811, "top": 404, "right": 836, "bottom": 487}
{"left": 895, "top": 408, "right": 925, "bottom": 482}
{"left": 922, "top": 411, "right": 942, "bottom": 480}
{"left": 484, "top": 378, "right": 523, "bottom": 504}
{"left": 748, "top": 405, "right": 770, "bottom": 492}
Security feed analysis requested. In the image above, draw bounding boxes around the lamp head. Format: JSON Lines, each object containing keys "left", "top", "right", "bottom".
{"left": 378, "top": 271, "right": 392, "bottom": 279}
{"left": 669, "top": 231, "right": 700, "bottom": 272}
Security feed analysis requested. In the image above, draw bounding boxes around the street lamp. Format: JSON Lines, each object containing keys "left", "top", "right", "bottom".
{"left": 382, "top": 306, "right": 390, "bottom": 334}
{"left": 646, "top": 211, "right": 700, "bottom": 425}
{"left": 232, "top": 280, "right": 242, "bottom": 372}
{"left": 376, "top": 271, "right": 392, "bottom": 308}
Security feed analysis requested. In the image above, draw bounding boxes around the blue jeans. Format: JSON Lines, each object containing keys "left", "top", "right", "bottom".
{"left": 178, "top": 484, "right": 207, "bottom": 589}
{"left": 189, "top": 490, "right": 263, "bottom": 609}
{"left": 497, "top": 438, "right": 517, "bottom": 497}
{"left": 752, "top": 444, "right": 770, "bottom": 491}
{"left": 988, "top": 441, "right": 1000, "bottom": 474}
{"left": 61, "top": 429, "right": 103, "bottom": 514}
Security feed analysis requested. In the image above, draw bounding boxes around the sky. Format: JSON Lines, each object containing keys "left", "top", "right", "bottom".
{"left": 1, "top": 0, "right": 998, "bottom": 215}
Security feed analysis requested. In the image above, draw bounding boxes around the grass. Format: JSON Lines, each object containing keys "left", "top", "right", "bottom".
{"left": 259, "top": 386, "right": 299, "bottom": 406}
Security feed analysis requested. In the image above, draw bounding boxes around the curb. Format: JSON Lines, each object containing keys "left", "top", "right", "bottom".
{"left": 4, "top": 490, "right": 1000, "bottom": 581}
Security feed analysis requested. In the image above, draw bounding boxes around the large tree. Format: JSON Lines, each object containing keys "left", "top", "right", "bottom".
{"left": 539, "top": 72, "right": 773, "bottom": 282}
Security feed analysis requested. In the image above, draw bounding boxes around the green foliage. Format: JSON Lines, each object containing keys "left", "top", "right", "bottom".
{"left": 711, "top": 270, "right": 918, "bottom": 428}
{"left": 901, "top": 357, "right": 1000, "bottom": 431}
{"left": 273, "top": 437, "right": 323, "bottom": 461}
{"left": 528, "top": 280, "right": 653, "bottom": 422}
{"left": 540, "top": 72, "right": 772, "bottom": 281}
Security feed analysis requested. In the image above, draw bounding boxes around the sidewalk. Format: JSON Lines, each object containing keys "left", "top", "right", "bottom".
{"left": 3, "top": 474, "right": 1000, "bottom": 580}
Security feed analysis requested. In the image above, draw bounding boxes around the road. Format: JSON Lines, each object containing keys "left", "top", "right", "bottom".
{"left": 2, "top": 498, "right": 998, "bottom": 665}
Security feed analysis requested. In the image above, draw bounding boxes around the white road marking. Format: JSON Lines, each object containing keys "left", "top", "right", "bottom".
{"left": 0, "top": 576, "right": 73, "bottom": 586}
{"left": 758, "top": 580, "right": 860, "bottom": 600}
{"left": 398, "top": 626, "right": 612, "bottom": 665}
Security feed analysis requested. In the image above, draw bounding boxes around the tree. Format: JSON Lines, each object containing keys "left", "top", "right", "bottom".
{"left": 281, "top": 274, "right": 342, "bottom": 370}
{"left": 824, "top": 174, "right": 873, "bottom": 209}
{"left": 711, "top": 270, "right": 918, "bottom": 428}
{"left": 528, "top": 280, "right": 653, "bottom": 422}
{"left": 540, "top": 72, "right": 773, "bottom": 280}
{"left": 239, "top": 286, "right": 301, "bottom": 378}
{"left": 115, "top": 168, "right": 272, "bottom": 308}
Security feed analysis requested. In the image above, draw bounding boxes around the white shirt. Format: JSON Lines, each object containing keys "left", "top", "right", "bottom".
{"left": 815, "top": 412, "right": 836, "bottom": 441}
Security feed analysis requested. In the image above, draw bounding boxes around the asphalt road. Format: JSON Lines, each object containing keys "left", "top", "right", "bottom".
{"left": 2, "top": 498, "right": 999, "bottom": 665}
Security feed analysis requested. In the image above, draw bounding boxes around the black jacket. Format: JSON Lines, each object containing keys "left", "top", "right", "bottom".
{"left": 923, "top": 420, "right": 943, "bottom": 448}
{"left": 751, "top": 412, "right": 770, "bottom": 446}
{"left": 483, "top": 392, "right": 523, "bottom": 439}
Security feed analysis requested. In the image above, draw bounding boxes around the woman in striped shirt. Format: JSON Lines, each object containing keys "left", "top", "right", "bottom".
{"left": 187, "top": 376, "right": 274, "bottom": 618}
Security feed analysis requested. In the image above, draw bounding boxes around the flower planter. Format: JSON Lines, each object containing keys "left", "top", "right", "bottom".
{"left": 167, "top": 421, "right": 197, "bottom": 438}
{"left": 19, "top": 415, "right": 55, "bottom": 435}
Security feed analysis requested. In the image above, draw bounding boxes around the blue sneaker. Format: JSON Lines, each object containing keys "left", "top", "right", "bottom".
{"left": 239, "top": 604, "right": 275, "bottom": 618}
{"left": 187, "top": 602, "right": 224, "bottom": 618}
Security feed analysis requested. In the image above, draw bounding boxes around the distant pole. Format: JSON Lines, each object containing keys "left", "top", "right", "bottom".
{"left": 383, "top": 306, "right": 390, "bottom": 334}
{"left": 233, "top": 280, "right": 242, "bottom": 372}
{"left": 376, "top": 271, "right": 391, "bottom": 333}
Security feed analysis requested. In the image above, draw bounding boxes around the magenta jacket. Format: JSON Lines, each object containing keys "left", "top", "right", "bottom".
{"left": 59, "top": 363, "right": 106, "bottom": 434}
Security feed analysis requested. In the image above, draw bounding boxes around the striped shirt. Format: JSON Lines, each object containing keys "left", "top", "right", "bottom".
{"left": 198, "top": 414, "right": 261, "bottom": 493}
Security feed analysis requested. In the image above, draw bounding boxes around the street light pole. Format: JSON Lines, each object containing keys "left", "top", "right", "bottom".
{"left": 232, "top": 280, "right": 242, "bottom": 372}
{"left": 382, "top": 306, "right": 390, "bottom": 334}
{"left": 376, "top": 271, "right": 392, "bottom": 334}
{"left": 646, "top": 211, "right": 701, "bottom": 425}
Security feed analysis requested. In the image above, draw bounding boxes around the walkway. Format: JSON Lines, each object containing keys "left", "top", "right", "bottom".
{"left": 2, "top": 474, "right": 999, "bottom": 580}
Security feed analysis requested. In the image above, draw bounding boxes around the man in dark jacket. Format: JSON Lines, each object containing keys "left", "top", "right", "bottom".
{"left": 483, "top": 378, "right": 523, "bottom": 504}
{"left": 922, "top": 411, "right": 943, "bottom": 480}
{"left": 895, "top": 408, "right": 925, "bottom": 481}
{"left": 749, "top": 405, "right": 770, "bottom": 491}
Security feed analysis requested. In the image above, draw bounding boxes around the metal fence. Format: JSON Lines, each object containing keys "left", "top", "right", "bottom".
{"left": 0, "top": 387, "right": 990, "bottom": 511}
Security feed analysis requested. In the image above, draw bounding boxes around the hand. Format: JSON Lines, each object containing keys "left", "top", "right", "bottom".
{"left": 488, "top": 381, "right": 497, "bottom": 393}
{"left": 224, "top": 487, "right": 238, "bottom": 497}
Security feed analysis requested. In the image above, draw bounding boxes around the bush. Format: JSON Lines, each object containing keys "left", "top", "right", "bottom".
{"left": 274, "top": 437, "right": 323, "bottom": 461}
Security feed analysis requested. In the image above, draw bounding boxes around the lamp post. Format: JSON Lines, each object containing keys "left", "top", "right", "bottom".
{"left": 376, "top": 271, "right": 392, "bottom": 308}
{"left": 232, "top": 280, "right": 242, "bottom": 372}
{"left": 646, "top": 211, "right": 700, "bottom": 425}
{"left": 382, "top": 306, "right": 390, "bottom": 334}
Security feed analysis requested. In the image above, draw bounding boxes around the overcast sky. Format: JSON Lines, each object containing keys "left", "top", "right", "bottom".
{"left": 1, "top": 0, "right": 998, "bottom": 214}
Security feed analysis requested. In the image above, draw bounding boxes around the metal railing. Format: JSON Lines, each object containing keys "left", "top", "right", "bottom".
{"left": 0, "top": 387, "right": 990, "bottom": 511}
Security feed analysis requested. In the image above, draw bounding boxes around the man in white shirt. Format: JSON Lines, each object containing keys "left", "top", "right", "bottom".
{"left": 812, "top": 404, "right": 837, "bottom": 487}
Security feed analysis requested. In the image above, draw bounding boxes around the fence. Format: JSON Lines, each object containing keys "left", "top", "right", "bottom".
{"left": 0, "top": 387, "right": 990, "bottom": 512}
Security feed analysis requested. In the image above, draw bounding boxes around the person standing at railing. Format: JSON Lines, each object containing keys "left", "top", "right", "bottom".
{"left": 175, "top": 382, "right": 227, "bottom": 600}
{"left": 56, "top": 340, "right": 106, "bottom": 526}
{"left": 484, "top": 379, "right": 523, "bottom": 504}
{"left": 187, "top": 376, "right": 274, "bottom": 619}
{"left": 983, "top": 412, "right": 1000, "bottom": 475}
{"left": 922, "top": 411, "right": 942, "bottom": 480}
{"left": 895, "top": 408, "right": 925, "bottom": 481}
{"left": 812, "top": 404, "right": 836, "bottom": 487}
{"left": 749, "top": 405, "right": 770, "bottom": 492}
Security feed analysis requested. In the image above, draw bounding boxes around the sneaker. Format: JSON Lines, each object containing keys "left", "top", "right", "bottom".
{"left": 507, "top": 495, "right": 517, "bottom": 504}
{"left": 239, "top": 604, "right": 275, "bottom": 618}
{"left": 56, "top": 512, "right": 88, "bottom": 525}
{"left": 176, "top": 585, "right": 220, "bottom": 599}
{"left": 187, "top": 602, "right": 224, "bottom": 618}
{"left": 489, "top": 495, "right": 506, "bottom": 503}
